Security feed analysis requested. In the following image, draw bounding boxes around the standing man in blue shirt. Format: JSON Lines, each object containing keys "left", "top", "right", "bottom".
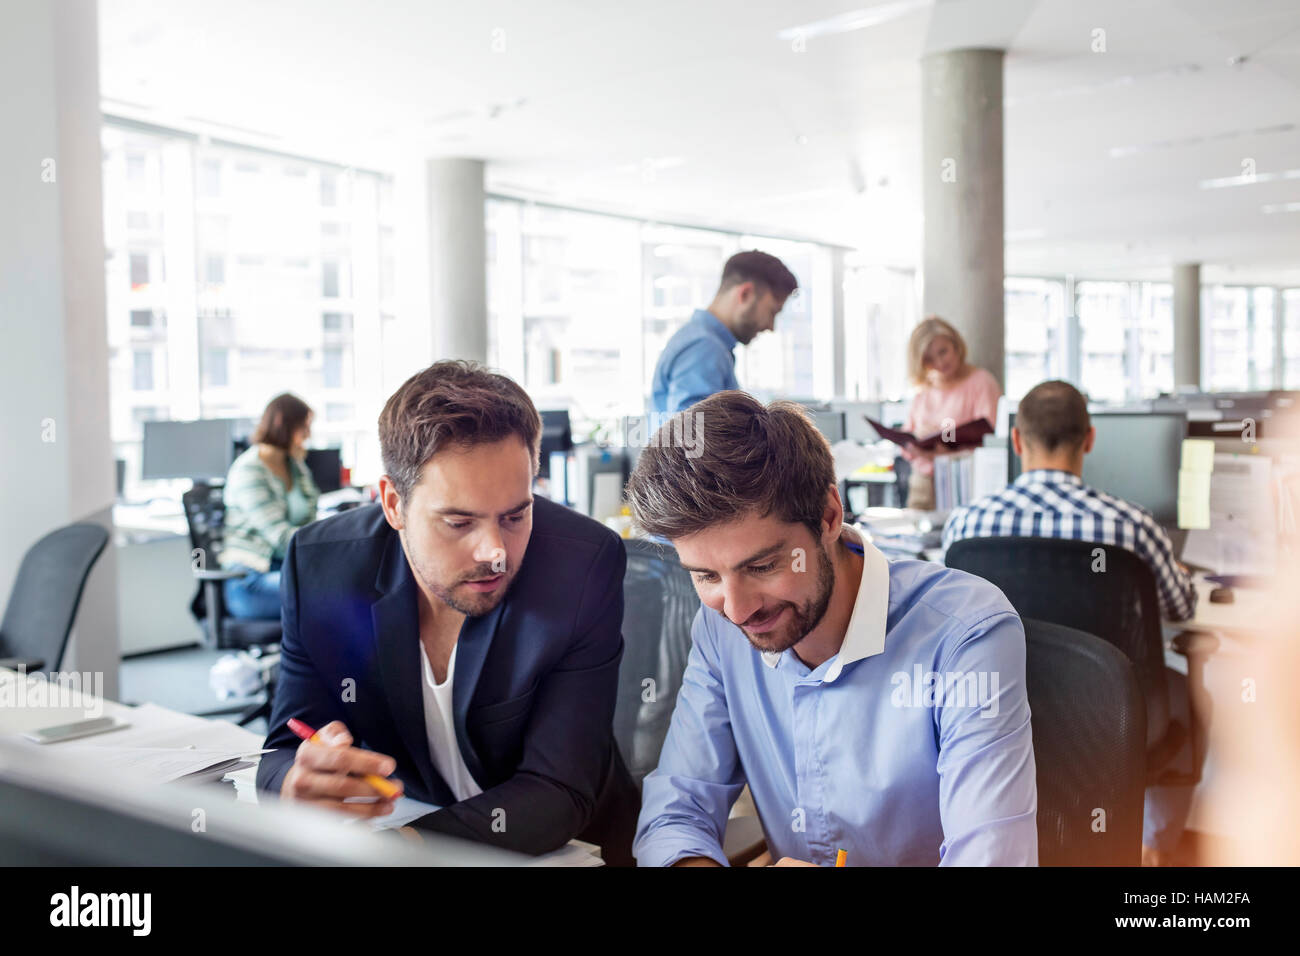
{"left": 625, "top": 392, "right": 1038, "bottom": 866}
{"left": 649, "top": 250, "right": 798, "bottom": 416}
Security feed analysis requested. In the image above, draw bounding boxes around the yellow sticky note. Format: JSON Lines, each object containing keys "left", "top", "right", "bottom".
{"left": 1177, "top": 469, "right": 1212, "bottom": 529}
{"left": 1180, "top": 439, "right": 1216, "bottom": 473}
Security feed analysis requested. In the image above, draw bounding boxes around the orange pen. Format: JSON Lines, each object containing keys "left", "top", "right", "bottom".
{"left": 835, "top": 849, "right": 847, "bottom": 867}
{"left": 286, "top": 717, "right": 401, "bottom": 799}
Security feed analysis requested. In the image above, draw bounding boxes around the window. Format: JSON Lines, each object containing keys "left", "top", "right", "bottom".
{"left": 1004, "top": 278, "right": 1066, "bottom": 400}
{"left": 1134, "top": 282, "right": 1174, "bottom": 397}
{"left": 129, "top": 252, "right": 150, "bottom": 288}
{"left": 734, "top": 235, "right": 828, "bottom": 402}
{"left": 126, "top": 154, "right": 146, "bottom": 182}
{"left": 323, "top": 346, "right": 344, "bottom": 388}
{"left": 102, "top": 122, "right": 395, "bottom": 503}
{"left": 1285, "top": 289, "right": 1300, "bottom": 388}
{"left": 1074, "top": 280, "right": 1173, "bottom": 401}
{"left": 486, "top": 199, "right": 837, "bottom": 423}
{"left": 132, "top": 349, "right": 154, "bottom": 390}
{"left": 641, "top": 227, "right": 735, "bottom": 405}
{"left": 320, "top": 172, "right": 337, "bottom": 207}
{"left": 127, "top": 211, "right": 150, "bottom": 230}
{"left": 1205, "top": 286, "right": 1250, "bottom": 391}
{"left": 1250, "top": 287, "right": 1276, "bottom": 389}
{"left": 322, "top": 259, "right": 340, "bottom": 298}
{"left": 843, "top": 263, "right": 919, "bottom": 401}
{"left": 1076, "top": 281, "right": 1131, "bottom": 403}
{"left": 205, "top": 348, "right": 229, "bottom": 388}
{"left": 198, "top": 159, "right": 221, "bottom": 198}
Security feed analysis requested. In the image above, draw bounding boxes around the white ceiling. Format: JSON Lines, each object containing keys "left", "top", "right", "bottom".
{"left": 99, "top": 0, "right": 1300, "bottom": 284}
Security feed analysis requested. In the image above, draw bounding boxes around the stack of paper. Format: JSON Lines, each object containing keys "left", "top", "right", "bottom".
{"left": 343, "top": 795, "right": 604, "bottom": 866}
{"left": 34, "top": 744, "right": 266, "bottom": 786}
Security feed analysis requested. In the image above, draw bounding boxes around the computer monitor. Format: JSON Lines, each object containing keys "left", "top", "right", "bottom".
{"left": 0, "top": 736, "right": 524, "bottom": 866}
{"left": 829, "top": 401, "right": 883, "bottom": 444}
{"left": 141, "top": 419, "right": 238, "bottom": 481}
{"left": 538, "top": 409, "right": 573, "bottom": 480}
{"left": 809, "top": 410, "right": 846, "bottom": 444}
{"left": 305, "top": 447, "right": 343, "bottom": 492}
{"left": 1007, "top": 411, "right": 1186, "bottom": 525}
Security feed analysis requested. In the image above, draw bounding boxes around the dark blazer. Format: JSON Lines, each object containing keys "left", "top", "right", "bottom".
{"left": 257, "top": 497, "right": 639, "bottom": 863}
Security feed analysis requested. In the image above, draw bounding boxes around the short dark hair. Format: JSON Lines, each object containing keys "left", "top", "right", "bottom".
{"left": 378, "top": 360, "right": 541, "bottom": 501}
{"left": 252, "top": 393, "right": 312, "bottom": 450}
{"left": 625, "top": 391, "right": 834, "bottom": 540}
{"left": 718, "top": 250, "right": 798, "bottom": 300}
{"left": 1016, "top": 380, "right": 1091, "bottom": 453}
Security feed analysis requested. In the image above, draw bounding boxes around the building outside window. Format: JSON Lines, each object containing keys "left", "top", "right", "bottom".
{"left": 101, "top": 122, "right": 392, "bottom": 500}
{"left": 1004, "top": 277, "right": 1066, "bottom": 400}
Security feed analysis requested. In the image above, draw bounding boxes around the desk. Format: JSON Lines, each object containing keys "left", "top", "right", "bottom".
{"left": 1163, "top": 577, "right": 1278, "bottom": 850}
{"left": 1181, "top": 574, "right": 1271, "bottom": 637}
{"left": 0, "top": 668, "right": 601, "bottom": 865}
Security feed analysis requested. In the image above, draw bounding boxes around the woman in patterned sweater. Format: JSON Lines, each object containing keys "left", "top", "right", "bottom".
{"left": 220, "top": 393, "right": 320, "bottom": 619}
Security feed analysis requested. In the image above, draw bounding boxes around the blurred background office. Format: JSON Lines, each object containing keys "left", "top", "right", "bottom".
{"left": 2, "top": 0, "right": 1298, "bottom": 864}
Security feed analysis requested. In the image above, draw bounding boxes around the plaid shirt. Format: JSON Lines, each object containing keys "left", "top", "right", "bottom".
{"left": 942, "top": 469, "right": 1197, "bottom": 622}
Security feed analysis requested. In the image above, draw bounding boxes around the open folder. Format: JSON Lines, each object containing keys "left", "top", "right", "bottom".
{"left": 866, "top": 416, "right": 993, "bottom": 451}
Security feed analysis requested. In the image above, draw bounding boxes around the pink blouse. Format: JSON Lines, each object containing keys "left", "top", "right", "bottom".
{"left": 902, "top": 366, "right": 1002, "bottom": 477}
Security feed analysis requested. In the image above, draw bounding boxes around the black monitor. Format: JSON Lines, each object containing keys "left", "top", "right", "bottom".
{"left": 538, "top": 409, "right": 573, "bottom": 480}
{"left": 141, "top": 419, "right": 238, "bottom": 480}
{"left": 1008, "top": 411, "right": 1186, "bottom": 525}
{"left": 0, "top": 736, "right": 524, "bottom": 866}
{"left": 305, "top": 447, "right": 343, "bottom": 492}
{"left": 809, "top": 410, "right": 846, "bottom": 444}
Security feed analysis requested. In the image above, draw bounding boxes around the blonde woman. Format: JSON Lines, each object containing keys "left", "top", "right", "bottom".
{"left": 900, "top": 317, "right": 1001, "bottom": 510}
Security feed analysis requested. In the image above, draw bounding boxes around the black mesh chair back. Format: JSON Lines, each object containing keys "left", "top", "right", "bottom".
{"left": 945, "top": 536, "right": 1170, "bottom": 747}
{"left": 1024, "top": 619, "right": 1146, "bottom": 865}
{"left": 0, "top": 522, "right": 110, "bottom": 673}
{"left": 182, "top": 483, "right": 226, "bottom": 622}
{"left": 181, "top": 483, "right": 280, "bottom": 649}
{"left": 615, "top": 537, "right": 701, "bottom": 788}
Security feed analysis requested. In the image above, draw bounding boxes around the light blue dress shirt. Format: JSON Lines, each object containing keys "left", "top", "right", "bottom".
{"left": 650, "top": 309, "right": 740, "bottom": 416}
{"left": 635, "top": 530, "right": 1039, "bottom": 866}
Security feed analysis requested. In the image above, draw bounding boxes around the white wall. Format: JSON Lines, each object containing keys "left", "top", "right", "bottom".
{"left": 0, "top": 0, "right": 120, "bottom": 695}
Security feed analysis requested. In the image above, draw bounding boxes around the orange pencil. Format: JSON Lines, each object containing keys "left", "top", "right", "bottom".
{"left": 286, "top": 717, "right": 401, "bottom": 799}
{"left": 835, "top": 849, "right": 847, "bottom": 867}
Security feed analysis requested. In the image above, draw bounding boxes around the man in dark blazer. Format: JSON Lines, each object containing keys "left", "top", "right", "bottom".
{"left": 257, "top": 361, "right": 638, "bottom": 864}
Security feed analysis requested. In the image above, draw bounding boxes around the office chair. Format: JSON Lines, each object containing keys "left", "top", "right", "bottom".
{"left": 1023, "top": 618, "right": 1146, "bottom": 866}
{"left": 181, "top": 483, "right": 279, "bottom": 726}
{"left": 945, "top": 537, "right": 1199, "bottom": 786}
{"left": 0, "top": 522, "right": 110, "bottom": 676}
{"left": 615, "top": 536, "right": 765, "bottom": 864}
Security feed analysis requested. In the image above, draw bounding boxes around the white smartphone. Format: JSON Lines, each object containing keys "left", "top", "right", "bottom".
{"left": 22, "top": 716, "right": 129, "bottom": 744}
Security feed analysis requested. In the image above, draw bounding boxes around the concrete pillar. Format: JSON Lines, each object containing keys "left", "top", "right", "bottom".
{"left": 1172, "top": 263, "right": 1202, "bottom": 389}
{"left": 0, "top": 0, "right": 121, "bottom": 695}
{"left": 426, "top": 158, "right": 487, "bottom": 363}
{"left": 921, "top": 48, "right": 1005, "bottom": 388}
{"left": 830, "top": 248, "right": 847, "bottom": 399}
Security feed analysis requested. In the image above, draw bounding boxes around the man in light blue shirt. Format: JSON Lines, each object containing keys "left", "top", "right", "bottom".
{"left": 650, "top": 250, "right": 797, "bottom": 416}
{"left": 624, "top": 392, "right": 1038, "bottom": 866}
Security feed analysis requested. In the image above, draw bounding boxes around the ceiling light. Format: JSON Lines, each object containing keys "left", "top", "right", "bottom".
{"left": 777, "top": 0, "right": 933, "bottom": 42}
{"left": 1199, "top": 169, "right": 1300, "bottom": 189}
{"left": 1109, "top": 122, "right": 1296, "bottom": 159}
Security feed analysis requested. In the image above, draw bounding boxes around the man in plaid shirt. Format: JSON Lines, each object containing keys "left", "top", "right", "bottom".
{"left": 943, "top": 381, "right": 1196, "bottom": 621}
{"left": 943, "top": 380, "right": 1198, "bottom": 864}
